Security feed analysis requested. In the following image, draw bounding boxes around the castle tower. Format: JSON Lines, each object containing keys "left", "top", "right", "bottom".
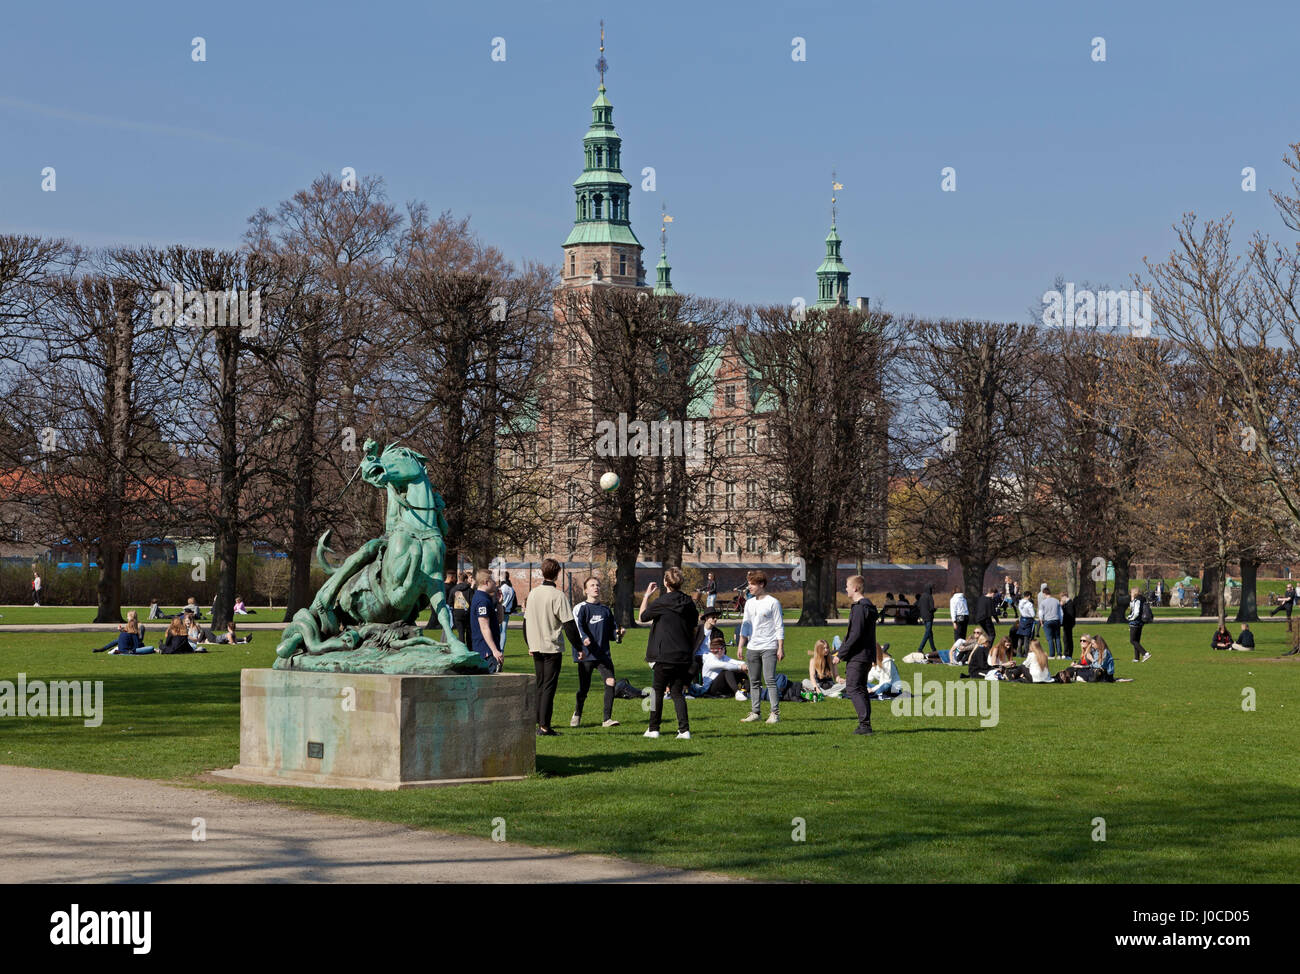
{"left": 814, "top": 174, "right": 851, "bottom": 308}
{"left": 561, "top": 26, "right": 644, "bottom": 289}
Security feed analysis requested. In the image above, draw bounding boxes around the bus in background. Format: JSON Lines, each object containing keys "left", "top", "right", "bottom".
{"left": 52, "top": 538, "right": 179, "bottom": 572}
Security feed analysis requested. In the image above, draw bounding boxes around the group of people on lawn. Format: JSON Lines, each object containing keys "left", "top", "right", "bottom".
{"left": 91, "top": 598, "right": 254, "bottom": 655}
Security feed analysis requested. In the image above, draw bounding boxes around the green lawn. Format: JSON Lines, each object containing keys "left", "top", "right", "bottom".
{"left": 0, "top": 605, "right": 284, "bottom": 625}
{"left": 1, "top": 621, "right": 1296, "bottom": 882}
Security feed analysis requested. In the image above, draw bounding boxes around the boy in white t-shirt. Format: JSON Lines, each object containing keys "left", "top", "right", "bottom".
{"left": 737, "top": 571, "right": 785, "bottom": 724}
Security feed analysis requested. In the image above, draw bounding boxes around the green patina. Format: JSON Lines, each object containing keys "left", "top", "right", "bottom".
{"left": 273, "top": 439, "right": 486, "bottom": 675}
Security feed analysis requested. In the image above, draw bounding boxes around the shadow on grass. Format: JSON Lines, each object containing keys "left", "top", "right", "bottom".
{"left": 537, "top": 750, "right": 694, "bottom": 777}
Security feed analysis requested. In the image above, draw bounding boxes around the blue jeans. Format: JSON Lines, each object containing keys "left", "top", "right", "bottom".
{"left": 1044, "top": 620, "right": 1062, "bottom": 657}
{"left": 915, "top": 618, "right": 937, "bottom": 653}
{"left": 500, "top": 613, "right": 510, "bottom": 652}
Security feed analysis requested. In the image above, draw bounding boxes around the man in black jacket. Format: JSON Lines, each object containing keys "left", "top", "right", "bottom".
{"left": 639, "top": 567, "right": 700, "bottom": 739}
{"left": 914, "top": 585, "right": 937, "bottom": 654}
{"left": 832, "top": 574, "right": 877, "bottom": 735}
{"left": 973, "top": 587, "right": 997, "bottom": 640}
{"left": 1060, "top": 589, "right": 1077, "bottom": 659}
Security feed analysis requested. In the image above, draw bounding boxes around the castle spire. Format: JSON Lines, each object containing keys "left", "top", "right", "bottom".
{"left": 655, "top": 205, "right": 676, "bottom": 296}
{"left": 814, "top": 174, "right": 850, "bottom": 308}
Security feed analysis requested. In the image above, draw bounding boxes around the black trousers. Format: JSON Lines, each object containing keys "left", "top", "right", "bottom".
{"left": 1063, "top": 623, "right": 1075, "bottom": 659}
{"left": 953, "top": 617, "right": 968, "bottom": 640}
{"left": 576, "top": 658, "right": 616, "bottom": 721}
{"left": 533, "top": 652, "right": 562, "bottom": 729}
{"left": 648, "top": 662, "right": 690, "bottom": 733}
{"left": 453, "top": 610, "right": 470, "bottom": 647}
{"left": 843, "top": 655, "right": 872, "bottom": 729}
{"left": 705, "top": 669, "right": 745, "bottom": 697}
{"left": 1129, "top": 624, "right": 1145, "bottom": 660}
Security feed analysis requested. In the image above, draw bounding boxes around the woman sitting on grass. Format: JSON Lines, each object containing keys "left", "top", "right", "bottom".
{"left": 210, "top": 621, "right": 254, "bottom": 645}
{"left": 93, "top": 611, "right": 149, "bottom": 654}
{"left": 161, "top": 616, "right": 205, "bottom": 654}
{"left": 867, "top": 644, "right": 907, "bottom": 697}
{"left": 1025, "top": 638, "right": 1053, "bottom": 683}
{"left": 804, "top": 639, "right": 846, "bottom": 697}
{"left": 1211, "top": 625, "right": 1234, "bottom": 652}
{"left": 1058, "top": 634, "right": 1114, "bottom": 681}
{"left": 233, "top": 595, "right": 254, "bottom": 615}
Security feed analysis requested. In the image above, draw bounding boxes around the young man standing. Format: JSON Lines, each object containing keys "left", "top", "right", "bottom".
{"left": 470, "top": 570, "right": 503, "bottom": 673}
{"left": 498, "top": 572, "right": 517, "bottom": 652}
{"left": 833, "top": 575, "right": 877, "bottom": 735}
{"left": 705, "top": 572, "right": 718, "bottom": 609}
{"left": 571, "top": 576, "right": 623, "bottom": 728}
{"left": 737, "top": 571, "right": 785, "bottom": 724}
{"left": 1039, "top": 588, "right": 1063, "bottom": 658}
{"left": 1127, "top": 586, "right": 1151, "bottom": 662}
{"left": 639, "top": 567, "right": 699, "bottom": 739}
{"left": 949, "top": 588, "right": 969, "bottom": 640}
{"left": 973, "top": 587, "right": 998, "bottom": 640}
{"left": 523, "top": 558, "right": 582, "bottom": 736}
{"left": 1058, "top": 588, "right": 1076, "bottom": 659}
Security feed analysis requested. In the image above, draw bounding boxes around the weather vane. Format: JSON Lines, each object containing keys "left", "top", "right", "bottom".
{"left": 596, "top": 20, "right": 608, "bottom": 86}
{"left": 831, "top": 170, "right": 843, "bottom": 226}
{"left": 660, "top": 203, "right": 673, "bottom": 252}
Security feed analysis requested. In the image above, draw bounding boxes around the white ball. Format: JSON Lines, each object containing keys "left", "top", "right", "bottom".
{"left": 600, "top": 471, "right": 621, "bottom": 492}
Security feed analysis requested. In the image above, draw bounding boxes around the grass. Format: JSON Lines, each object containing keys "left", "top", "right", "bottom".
{"left": 1, "top": 620, "right": 1297, "bottom": 882}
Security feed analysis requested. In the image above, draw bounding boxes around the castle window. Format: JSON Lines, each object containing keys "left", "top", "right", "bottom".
{"left": 746, "top": 480, "right": 757, "bottom": 508}
{"left": 724, "top": 384, "right": 736, "bottom": 407}
{"left": 725, "top": 481, "right": 735, "bottom": 510}
{"left": 724, "top": 529, "right": 736, "bottom": 552}
{"left": 724, "top": 428, "right": 735, "bottom": 456}
{"left": 570, "top": 253, "right": 576, "bottom": 276}
{"left": 747, "top": 424, "right": 757, "bottom": 453}
{"left": 593, "top": 195, "right": 603, "bottom": 219}
{"left": 618, "top": 253, "right": 627, "bottom": 276}
{"left": 566, "top": 526, "right": 578, "bottom": 553}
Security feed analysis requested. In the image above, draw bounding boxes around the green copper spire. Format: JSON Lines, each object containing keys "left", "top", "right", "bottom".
{"left": 562, "top": 27, "right": 640, "bottom": 252}
{"left": 814, "top": 174, "right": 850, "bottom": 308}
{"left": 654, "top": 206, "right": 676, "bottom": 296}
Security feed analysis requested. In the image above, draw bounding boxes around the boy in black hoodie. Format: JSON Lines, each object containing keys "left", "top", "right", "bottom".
{"left": 639, "top": 566, "right": 699, "bottom": 739}
{"left": 914, "top": 584, "right": 937, "bottom": 654}
{"left": 832, "top": 574, "right": 878, "bottom": 735}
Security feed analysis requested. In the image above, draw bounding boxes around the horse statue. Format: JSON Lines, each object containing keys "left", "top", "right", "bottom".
{"left": 274, "top": 439, "right": 487, "bottom": 674}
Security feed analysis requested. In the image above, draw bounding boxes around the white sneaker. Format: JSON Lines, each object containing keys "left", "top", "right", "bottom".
{"left": 740, "top": 713, "right": 760, "bottom": 723}
{"left": 766, "top": 713, "right": 780, "bottom": 725}
{"left": 643, "top": 729, "right": 660, "bottom": 738}
{"left": 734, "top": 690, "right": 748, "bottom": 701}
{"left": 602, "top": 718, "right": 620, "bottom": 727}
{"left": 1141, "top": 652, "right": 1152, "bottom": 662}
{"left": 569, "top": 714, "right": 580, "bottom": 727}
{"left": 676, "top": 731, "right": 691, "bottom": 739}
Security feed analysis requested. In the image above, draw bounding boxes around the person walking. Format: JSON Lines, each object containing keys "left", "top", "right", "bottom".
{"left": 949, "top": 588, "right": 969, "bottom": 641}
{"left": 523, "top": 558, "right": 582, "bottom": 736}
{"left": 639, "top": 567, "right": 698, "bottom": 739}
{"left": 737, "top": 571, "right": 785, "bottom": 725}
{"left": 497, "top": 572, "right": 517, "bottom": 652}
{"left": 32, "top": 569, "right": 42, "bottom": 607}
{"left": 705, "top": 572, "right": 718, "bottom": 609}
{"left": 470, "top": 570, "right": 504, "bottom": 673}
{"left": 914, "top": 584, "right": 937, "bottom": 654}
{"left": 572, "top": 575, "right": 623, "bottom": 728}
{"left": 832, "top": 574, "right": 878, "bottom": 735}
{"left": 1127, "top": 586, "right": 1151, "bottom": 662}
{"left": 1039, "top": 589, "right": 1063, "bottom": 659}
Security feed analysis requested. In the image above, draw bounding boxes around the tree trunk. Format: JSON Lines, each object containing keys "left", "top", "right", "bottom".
{"left": 962, "top": 558, "right": 986, "bottom": 607}
{"left": 1106, "top": 547, "right": 1131, "bottom": 623}
{"left": 613, "top": 541, "right": 638, "bottom": 628}
{"left": 95, "top": 540, "right": 125, "bottom": 624}
{"left": 798, "top": 553, "right": 828, "bottom": 626}
{"left": 1235, "top": 557, "right": 1260, "bottom": 623}
{"left": 1199, "top": 564, "right": 1221, "bottom": 621}
{"left": 284, "top": 345, "right": 318, "bottom": 620}
{"left": 213, "top": 329, "right": 240, "bottom": 631}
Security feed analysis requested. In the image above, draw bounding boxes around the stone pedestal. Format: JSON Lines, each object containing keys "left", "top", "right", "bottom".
{"left": 214, "top": 669, "right": 535, "bottom": 790}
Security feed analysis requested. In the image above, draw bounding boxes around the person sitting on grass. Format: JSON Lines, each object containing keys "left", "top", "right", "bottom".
{"left": 209, "top": 621, "right": 253, "bottom": 645}
{"left": 1232, "top": 624, "right": 1254, "bottom": 652}
{"left": 161, "top": 616, "right": 204, "bottom": 654}
{"left": 183, "top": 597, "right": 203, "bottom": 620}
{"left": 93, "top": 610, "right": 147, "bottom": 654}
{"left": 1025, "top": 637, "right": 1053, "bottom": 683}
{"left": 233, "top": 595, "right": 254, "bottom": 615}
{"left": 804, "top": 638, "right": 845, "bottom": 697}
{"left": 1211, "top": 624, "right": 1234, "bottom": 652}
{"left": 986, "top": 637, "right": 1018, "bottom": 678}
{"left": 1060, "top": 634, "right": 1114, "bottom": 681}
{"left": 147, "top": 598, "right": 165, "bottom": 620}
{"left": 700, "top": 632, "right": 749, "bottom": 698}
{"left": 867, "top": 644, "right": 907, "bottom": 697}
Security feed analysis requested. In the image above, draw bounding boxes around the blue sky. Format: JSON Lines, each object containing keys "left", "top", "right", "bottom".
{"left": 2, "top": 0, "right": 1296, "bottom": 320}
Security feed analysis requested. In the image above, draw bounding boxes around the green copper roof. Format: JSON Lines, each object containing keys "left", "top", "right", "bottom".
{"left": 814, "top": 223, "right": 851, "bottom": 308}
{"left": 563, "top": 222, "right": 643, "bottom": 247}
{"left": 573, "top": 169, "right": 631, "bottom": 188}
{"left": 654, "top": 251, "right": 676, "bottom": 296}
